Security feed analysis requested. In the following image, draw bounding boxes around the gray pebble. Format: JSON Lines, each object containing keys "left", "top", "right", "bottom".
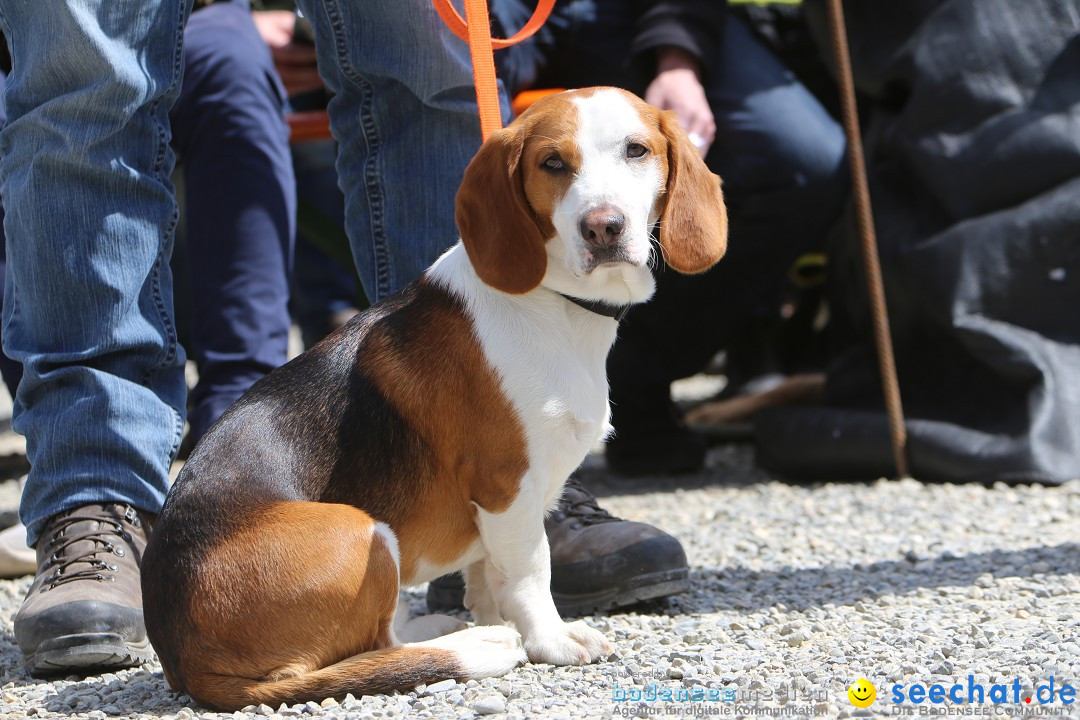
{"left": 472, "top": 696, "right": 507, "bottom": 715}
{"left": 422, "top": 679, "right": 457, "bottom": 695}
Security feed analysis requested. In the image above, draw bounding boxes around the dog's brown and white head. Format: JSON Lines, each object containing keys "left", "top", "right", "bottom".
{"left": 456, "top": 87, "right": 728, "bottom": 305}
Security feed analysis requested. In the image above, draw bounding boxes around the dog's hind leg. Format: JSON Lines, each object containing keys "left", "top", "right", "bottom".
{"left": 163, "top": 501, "right": 524, "bottom": 711}
{"left": 192, "top": 624, "right": 525, "bottom": 711}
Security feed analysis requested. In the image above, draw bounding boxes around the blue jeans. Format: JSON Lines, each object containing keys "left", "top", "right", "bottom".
{"left": 0, "top": 0, "right": 192, "bottom": 546}
{"left": 296, "top": 0, "right": 512, "bottom": 303}
{"left": 0, "top": 72, "right": 23, "bottom": 398}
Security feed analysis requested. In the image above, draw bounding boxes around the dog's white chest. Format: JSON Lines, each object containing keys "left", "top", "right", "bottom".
{"left": 427, "top": 246, "right": 618, "bottom": 481}
{"left": 502, "top": 324, "right": 614, "bottom": 492}
{"left": 552, "top": 399, "right": 601, "bottom": 446}
{"left": 539, "top": 379, "right": 608, "bottom": 450}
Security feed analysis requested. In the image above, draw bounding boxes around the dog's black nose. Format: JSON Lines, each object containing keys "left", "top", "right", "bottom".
{"left": 579, "top": 206, "right": 625, "bottom": 248}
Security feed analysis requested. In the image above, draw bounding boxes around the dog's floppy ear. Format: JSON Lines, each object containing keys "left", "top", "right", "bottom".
{"left": 456, "top": 126, "right": 547, "bottom": 294}
{"left": 657, "top": 110, "right": 728, "bottom": 274}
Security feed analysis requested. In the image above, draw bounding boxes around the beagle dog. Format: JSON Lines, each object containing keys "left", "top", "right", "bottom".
{"left": 142, "top": 87, "right": 727, "bottom": 711}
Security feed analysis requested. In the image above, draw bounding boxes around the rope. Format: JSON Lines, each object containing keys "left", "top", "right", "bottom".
{"left": 431, "top": 0, "right": 555, "bottom": 141}
{"left": 825, "top": 0, "right": 910, "bottom": 478}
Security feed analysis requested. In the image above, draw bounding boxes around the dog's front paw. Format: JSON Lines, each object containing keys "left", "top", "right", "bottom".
{"left": 524, "top": 620, "right": 613, "bottom": 665}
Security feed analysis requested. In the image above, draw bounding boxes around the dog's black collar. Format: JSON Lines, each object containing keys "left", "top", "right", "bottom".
{"left": 559, "top": 293, "right": 632, "bottom": 322}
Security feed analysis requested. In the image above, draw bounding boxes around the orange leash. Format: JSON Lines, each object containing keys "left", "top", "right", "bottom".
{"left": 431, "top": 0, "right": 555, "bottom": 141}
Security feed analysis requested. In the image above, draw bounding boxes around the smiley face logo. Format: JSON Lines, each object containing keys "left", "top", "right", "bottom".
{"left": 848, "top": 678, "right": 876, "bottom": 708}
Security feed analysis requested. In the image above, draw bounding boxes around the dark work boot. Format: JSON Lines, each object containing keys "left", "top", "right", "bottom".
{"left": 427, "top": 477, "right": 689, "bottom": 616}
{"left": 14, "top": 504, "right": 155, "bottom": 676}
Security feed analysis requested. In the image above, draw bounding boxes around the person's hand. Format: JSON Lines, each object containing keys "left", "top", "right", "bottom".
{"left": 253, "top": 10, "right": 324, "bottom": 98}
{"left": 644, "top": 46, "right": 715, "bottom": 158}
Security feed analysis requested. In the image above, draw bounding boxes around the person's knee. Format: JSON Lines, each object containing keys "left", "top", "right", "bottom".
{"left": 788, "top": 112, "right": 848, "bottom": 196}
{"left": 713, "top": 101, "right": 848, "bottom": 231}
{"left": 790, "top": 125, "right": 849, "bottom": 213}
{"left": 708, "top": 15, "right": 849, "bottom": 207}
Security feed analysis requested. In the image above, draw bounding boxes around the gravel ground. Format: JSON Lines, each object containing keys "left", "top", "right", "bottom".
{"left": 0, "top": 381, "right": 1078, "bottom": 719}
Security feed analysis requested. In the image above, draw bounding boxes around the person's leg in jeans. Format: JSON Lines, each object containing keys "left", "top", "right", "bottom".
{"left": 0, "top": 72, "right": 32, "bottom": 575}
{"left": 295, "top": 0, "right": 506, "bottom": 302}
{"left": 0, "top": 0, "right": 190, "bottom": 674}
{"left": 0, "top": 243, "right": 21, "bottom": 395}
{"left": 0, "top": 69, "right": 21, "bottom": 397}
{"left": 604, "top": 15, "right": 848, "bottom": 474}
{"left": 171, "top": 0, "right": 295, "bottom": 446}
{"left": 295, "top": 0, "right": 690, "bottom": 614}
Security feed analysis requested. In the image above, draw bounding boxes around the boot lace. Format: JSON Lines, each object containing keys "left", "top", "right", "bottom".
{"left": 552, "top": 477, "right": 621, "bottom": 527}
{"left": 39, "top": 506, "right": 140, "bottom": 589}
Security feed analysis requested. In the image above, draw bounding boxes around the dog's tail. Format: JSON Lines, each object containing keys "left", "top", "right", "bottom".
{"left": 188, "top": 625, "right": 526, "bottom": 711}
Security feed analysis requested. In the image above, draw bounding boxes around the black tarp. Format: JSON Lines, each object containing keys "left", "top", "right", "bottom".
{"left": 756, "top": 0, "right": 1080, "bottom": 484}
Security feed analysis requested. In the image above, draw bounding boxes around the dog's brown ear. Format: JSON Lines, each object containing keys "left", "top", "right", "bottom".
{"left": 456, "top": 126, "right": 547, "bottom": 294}
{"left": 657, "top": 109, "right": 728, "bottom": 274}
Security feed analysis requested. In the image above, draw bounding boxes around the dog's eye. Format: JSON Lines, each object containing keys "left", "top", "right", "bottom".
{"left": 542, "top": 156, "right": 565, "bottom": 171}
{"left": 626, "top": 143, "right": 648, "bottom": 159}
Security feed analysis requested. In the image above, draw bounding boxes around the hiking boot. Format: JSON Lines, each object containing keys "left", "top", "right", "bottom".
{"left": 14, "top": 503, "right": 155, "bottom": 676}
{"left": 427, "top": 477, "right": 689, "bottom": 616}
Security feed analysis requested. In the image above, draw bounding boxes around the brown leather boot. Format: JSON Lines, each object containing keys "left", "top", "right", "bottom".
{"left": 14, "top": 503, "right": 154, "bottom": 676}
